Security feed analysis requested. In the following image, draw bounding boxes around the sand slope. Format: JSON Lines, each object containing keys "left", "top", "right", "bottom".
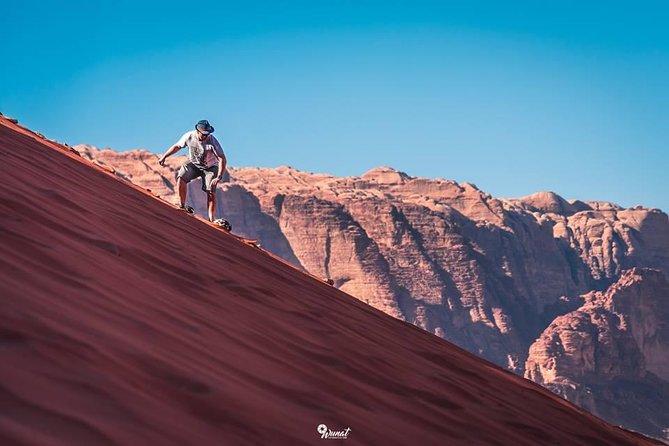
{"left": 0, "top": 117, "right": 661, "bottom": 445}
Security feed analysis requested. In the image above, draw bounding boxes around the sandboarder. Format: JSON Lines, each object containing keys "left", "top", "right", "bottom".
{"left": 158, "top": 120, "right": 227, "bottom": 224}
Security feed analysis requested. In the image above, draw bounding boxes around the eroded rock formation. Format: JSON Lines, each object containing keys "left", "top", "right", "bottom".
{"left": 78, "top": 145, "right": 669, "bottom": 440}
{"left": 525, "top": 268, "right": 669, "bottom": 439}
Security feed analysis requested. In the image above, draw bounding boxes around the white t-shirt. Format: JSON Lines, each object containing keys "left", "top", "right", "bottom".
{"left": 176, "top": 130, "right": 226, "bottom": 168}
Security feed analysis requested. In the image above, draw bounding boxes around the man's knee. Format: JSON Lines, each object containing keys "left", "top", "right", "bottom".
{"left": 177, "top": 176, "right": 190, "bottom": 186}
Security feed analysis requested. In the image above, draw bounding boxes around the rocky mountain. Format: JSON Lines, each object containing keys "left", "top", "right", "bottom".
{"left": 78, "top": 144, "right": 669, "bottom": 441}
{"left": 526, "top": 268, "right": 669, "bottom": 439}
{"left": 11, "top": 117, "right": 668, "bottom": 445}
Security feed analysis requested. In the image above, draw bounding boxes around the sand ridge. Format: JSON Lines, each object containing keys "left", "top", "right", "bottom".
{"left": 0, "top": 116, "right": 662, "bottom": 445}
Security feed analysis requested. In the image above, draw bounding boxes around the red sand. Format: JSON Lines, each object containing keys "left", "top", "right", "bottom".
{"left": 0, "top": 117, "right": 661, "bottom": 446}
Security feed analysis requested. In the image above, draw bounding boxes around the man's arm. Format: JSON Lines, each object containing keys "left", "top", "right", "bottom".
{"left": 159, "top": 133, "right": 190, "bottom": 166}
{"left": 212, "top": 137, "right": 227, "bottom": 179}
{"left": 158, "top": 143, "right": 182, "bottom": 166}
{"left": 216, "top": 153, "right": 227, "bottom": 179}
{"left": 209, "top": 153, "right": 227, "bottom": 190}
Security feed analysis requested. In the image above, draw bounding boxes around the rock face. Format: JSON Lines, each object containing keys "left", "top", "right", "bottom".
{"left": 525, "top": 268, "right": 669, "bottom": 439}
{"left": 79, "top": 145, "right": 669, "bottom": 440}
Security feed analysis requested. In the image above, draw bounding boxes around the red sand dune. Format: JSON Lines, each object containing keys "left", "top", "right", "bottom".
{"left": 0, "top": 116, "right": 662, "bottom": 446}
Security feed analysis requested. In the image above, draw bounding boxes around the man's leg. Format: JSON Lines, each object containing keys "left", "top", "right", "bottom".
{"left": 207, "top": 191, "right": 216, "bottom": 222}
{"left": 177, "top": 177, "right": 188, "bottom": 207}
{"left": 202, "top": 166, "right": 219, "bottom": 221}
{"left": 176, "top": 163, "right": 198, "bottom": 208}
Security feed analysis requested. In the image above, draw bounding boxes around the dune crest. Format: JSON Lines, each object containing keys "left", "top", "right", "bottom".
{"left": 1, "top": 117, "right": 664, "bottom": 444}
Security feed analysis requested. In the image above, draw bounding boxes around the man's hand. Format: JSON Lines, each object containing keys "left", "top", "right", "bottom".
{"left": 210, "top": 177, "right": 220, "bottom": 189}
{"left": 160, "top": 144, "right": 183, "bottom": 166}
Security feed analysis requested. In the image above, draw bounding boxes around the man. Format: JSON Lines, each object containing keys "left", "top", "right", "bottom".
{"left": 158, "top": 120, "right": 227, "bottom": 223}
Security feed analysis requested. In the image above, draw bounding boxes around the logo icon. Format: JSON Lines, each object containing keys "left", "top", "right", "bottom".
{"left": 317, "top": 423, "right": 351, "bottom": 440}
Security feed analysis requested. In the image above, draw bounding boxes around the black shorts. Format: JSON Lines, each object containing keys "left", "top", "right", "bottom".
{"left": 176, "top": 162, "right": 219, "bottom": 192}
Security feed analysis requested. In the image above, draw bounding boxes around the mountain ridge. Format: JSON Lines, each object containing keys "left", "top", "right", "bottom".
{"left": 72, "top": 141, "right": 669, "bottom": 441}
{"left": 3, "top": 116, "right": 666, "bottom": 444}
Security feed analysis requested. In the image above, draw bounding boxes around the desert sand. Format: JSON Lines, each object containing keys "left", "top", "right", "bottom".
{"left": 0, "top": 116, "right": 661, "bottom": 445}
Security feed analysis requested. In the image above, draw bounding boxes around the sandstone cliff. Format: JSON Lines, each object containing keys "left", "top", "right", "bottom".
{"left": 78, "top": 145, "right": 669, "bottom": 440}
{"left": 525, "top": 268, "right": 669, "bottom": 440}
{"left": 11, "top": 118, "right": 665, "bottom": 446}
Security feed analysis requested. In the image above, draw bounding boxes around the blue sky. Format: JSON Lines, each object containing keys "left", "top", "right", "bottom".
{"left": 2, "top": 1, "right": 668, "bottom": 210}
